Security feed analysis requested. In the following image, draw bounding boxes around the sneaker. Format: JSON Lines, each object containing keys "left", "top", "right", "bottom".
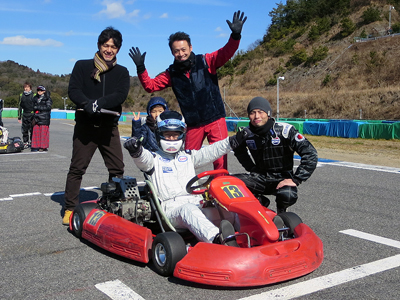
{"left": 62, "top": 210, "right": 73, "bottom": 226}
{"left": 31, "top": 148, "right": 38, "bottom": 152}
{"left": 23, "top": 143, "right": 29, "bottom": 149}
{"left": 218, "top": 220, "right": 239, "bottom": 247}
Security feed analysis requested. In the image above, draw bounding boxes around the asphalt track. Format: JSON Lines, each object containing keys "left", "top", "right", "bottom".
{"left": 1, "top": 118, "right": 399, "bottom": 300}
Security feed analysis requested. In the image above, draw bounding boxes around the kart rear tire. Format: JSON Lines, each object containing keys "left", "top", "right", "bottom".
{"left": 152, "top": 232, "right": 186, "bottom": 277}
{"left": 72, "top": 202, "right": 99, "bottom": 238}
{"left": 278, "top": 212, "right": 303, "bottom": 236}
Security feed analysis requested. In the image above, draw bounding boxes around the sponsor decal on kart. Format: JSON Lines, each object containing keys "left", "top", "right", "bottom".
{"left": 87, "top": 210, "right": 106, "bottom": 226}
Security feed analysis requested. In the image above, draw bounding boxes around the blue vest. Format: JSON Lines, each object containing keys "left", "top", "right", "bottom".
{"left": 169, "top": 54, "right": 226, "bottom": 127}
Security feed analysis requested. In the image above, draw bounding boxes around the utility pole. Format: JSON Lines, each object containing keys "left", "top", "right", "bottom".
{"left": 389, "top": 5, "right": 395, "bottom": 33}
{"left": 277, "top": 76, "right": 284, "bottom": 120}
{"left": 62, "top": 97, "right": 68, "bottom": 110}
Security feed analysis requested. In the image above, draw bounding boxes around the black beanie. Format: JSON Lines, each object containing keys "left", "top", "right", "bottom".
{"left": 247, "top": 97, "right": 272, "bottom": 116}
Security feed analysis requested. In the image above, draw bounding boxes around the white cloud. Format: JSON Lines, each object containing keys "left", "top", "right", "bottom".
{"left": 218, "top": 33, "right": 228, "bottom": 38}
{"left": 215, "top": 27, "right": 223, "bottom": 32}
{"left": 99, "top": 0, "right": 126, "bottom": 19}
{"left": 0, "top": 35, "right": 63, "bottom": 47}
{"left": 160, "top": 13, "right": 168, "bottom": 19}
{"left": 128, "top": 9, "right": 140, "bottom": 18}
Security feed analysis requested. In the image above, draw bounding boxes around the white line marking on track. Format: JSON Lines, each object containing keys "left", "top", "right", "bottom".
{"left": 95, "top": 279, "right": 145, "bottom": 300}
{"left": 10, "top": 192, "right": 41, "bottom": 197}
{"left": 340, "top": 229, "right": 400, "bottom": 249}
{"left": 0, "top": 197, "right": 13, "bottom": 201}
{"left": 239, "top": 254, "right": 400, "bottom": 300}
{"left": 318, "top": 161, "right": 400, "bottom": 174}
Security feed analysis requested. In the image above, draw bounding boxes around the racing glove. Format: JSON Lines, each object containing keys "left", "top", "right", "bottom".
{"left": 229, "top": 126, "right": 253, "bottom": 150}
{"left": 83, "top": 99, "right": 104, "bottom": 116}
{"left": 226, "top": 10, "right": 247, "bottom": 40}
{"left": 124, "top": 136, "right": 144, "bottom": 158}
{"left": 129, "top": 47, "right": 147, "bottom": 74}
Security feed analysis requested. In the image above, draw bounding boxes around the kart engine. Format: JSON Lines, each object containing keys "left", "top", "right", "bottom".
{"left": 98, "top": 176, "right": 151, "bottom": 225}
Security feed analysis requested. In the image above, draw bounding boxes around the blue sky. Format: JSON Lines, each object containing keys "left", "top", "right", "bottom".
{"left": 0, "top": 0, "right": 279, "bottom": 77}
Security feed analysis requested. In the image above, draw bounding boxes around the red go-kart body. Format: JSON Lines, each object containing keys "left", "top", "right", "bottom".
{"left": 70, "top": 171, "right": 323, "bottom": 287}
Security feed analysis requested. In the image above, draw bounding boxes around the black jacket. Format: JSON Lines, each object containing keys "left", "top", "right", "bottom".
{"left": 168, "top": 55, "right": 225, "bottom": 127}
{"left": 33, "top": 91, "right": 52, "bottom": 126}
{"left": 18, "top": 92, "right": 35, "bottom": 119}
{"left": 234, "top": 120, "right": 318, "bottom": 185}
{"left": 68, "top": 59, "right": 130, "bottom": 127}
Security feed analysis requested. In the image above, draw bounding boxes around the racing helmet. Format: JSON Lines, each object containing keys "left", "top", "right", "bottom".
{"left": 156, "top": 110, "right": 187, "bottom": 154}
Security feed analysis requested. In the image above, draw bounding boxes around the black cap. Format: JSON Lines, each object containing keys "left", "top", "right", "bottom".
{"left": 247, "top": 97, "right": 272, "bottom": 116}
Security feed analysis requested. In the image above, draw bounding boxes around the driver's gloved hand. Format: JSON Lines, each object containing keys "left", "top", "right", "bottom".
{"left": 226, "top": 10, "right": 247, "bottom": 40}
{"left": 83, "top": 100, "right": 101, "bottom": 116}
{"left": 124, "top": 136, "right": 144, "bottom": 158}
{"left": 229, "top": 127, "right": 253, "bottom": 150}
{"left": 129, "top": 47, "right": 147, "bottom": 74}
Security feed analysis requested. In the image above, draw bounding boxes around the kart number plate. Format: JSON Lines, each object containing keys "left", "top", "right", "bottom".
{"left": 221, "top": 185, "right": 244, "bottom": 199}
{"left": 87, "top": 210, "right": 106, "bottom": 226}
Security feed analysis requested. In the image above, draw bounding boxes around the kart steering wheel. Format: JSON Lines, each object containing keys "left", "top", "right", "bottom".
{"left": 186, "top": 169, "right": 229, "bottom": 194}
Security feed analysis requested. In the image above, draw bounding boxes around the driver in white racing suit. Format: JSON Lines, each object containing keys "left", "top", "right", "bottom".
{"left": 123, "top": 110, "right": 250, "bottom": 245}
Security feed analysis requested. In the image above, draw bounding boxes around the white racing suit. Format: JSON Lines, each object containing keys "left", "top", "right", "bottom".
{"left": 0, "top": 126, "right": 9, "bottom": 145}
{"left": 132, "top": 137, "right": 236, "bottom": 243}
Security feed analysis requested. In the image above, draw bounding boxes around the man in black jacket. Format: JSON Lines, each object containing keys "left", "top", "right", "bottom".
{"left": 233, "top": 97, "right": 318, "bottom": 213}
{"left": 63, "top": 27, "right": 130, "bottom": 225}
{"left": 18, "top": 82, "right": 34, "bottom": 148}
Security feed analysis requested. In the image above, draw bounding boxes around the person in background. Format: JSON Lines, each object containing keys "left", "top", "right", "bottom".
{"left": 232, "top": 97, "right": 318, "bottom": 214}
{"left": 18, "top": 82, "right": 35, "bottom": 148}
{"left": 31, "top": 85, "right": 52, "bottom": 152}
{"left": 62, "top": 26, "right": 130, "bottom": 225}
{"left": 131, "top": 96, "right": 168, "bottom": 152}
{"left": 129, "top": 10, "right": 247, "bottom": 171}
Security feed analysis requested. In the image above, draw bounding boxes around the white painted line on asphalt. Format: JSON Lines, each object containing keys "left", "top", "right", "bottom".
{"left": 318, "top": 161, "right": 400, "bottom": 174}
{"left": 0, "top": 197, "right": 13, "bottom": 201}
{"left": 10, "top": 192, "right": 41, "bottom": 197}
{"left": 239, "top": 254, "right": 400, "bottom": 300}
{"left": 340, "top": 229, "right": 400, "bottom": 249}
{"left": 95, "top": 279, "right": 145, "bottom": 300}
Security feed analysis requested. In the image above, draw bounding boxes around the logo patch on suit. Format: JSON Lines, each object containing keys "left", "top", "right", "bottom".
{"left": 246, "top": 140, "right": 257, "bottom": 150}
{"left": 178, "top": 155, "right": 188, "bottom": 162}
{"left": 295, "top": 133, "right": 305, "bottom": 142}
{"left": 271, "top": 137, "right": 280, "bottom": 145}
{"left": 162, "top": 166, "right": 173, "bottom": 173}
{"left": 159, "top": 157, "right": 170, "bottom": 163}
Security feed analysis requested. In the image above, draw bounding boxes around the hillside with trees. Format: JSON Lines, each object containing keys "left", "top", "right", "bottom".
{"left": 1, "top": 0, "right": 400, "bottom": 120}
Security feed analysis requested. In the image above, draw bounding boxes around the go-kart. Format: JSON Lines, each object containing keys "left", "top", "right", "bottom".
{"left": 0, "top": 126, "right": 24, "bottom": 154}
{"left": 70, "top": 170, "right": 323, "bottom": 287}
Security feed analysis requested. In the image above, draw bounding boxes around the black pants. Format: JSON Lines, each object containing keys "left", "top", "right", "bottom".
{"left": 21, "top": 114, "right": 33, "bottom": 143}
{"left": 64, "top": 123, "right": 124, "bottom": 211}
{"left": 234, "top": 172, "right": 298, "bottom": 210}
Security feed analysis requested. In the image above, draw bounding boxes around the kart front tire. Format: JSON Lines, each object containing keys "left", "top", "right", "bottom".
{"left": 278, "top": 212, "right": 303, "bottom": 236}
{"left": 72, "top": 202, "right": 99, "bottom": 238}
{"left": 152, "top": 232, "right": 186, "bottom": 277}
